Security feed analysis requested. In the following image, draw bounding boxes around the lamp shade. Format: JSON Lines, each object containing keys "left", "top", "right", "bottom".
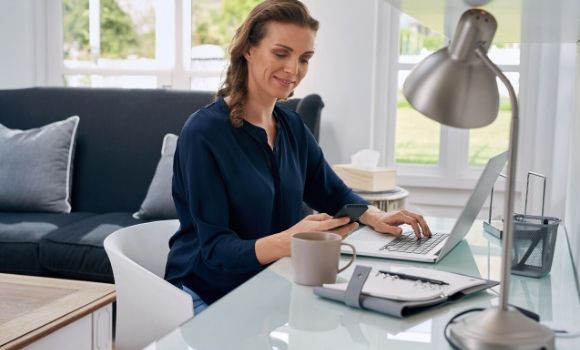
{"left": 403, "top": 9, "right": 500, "bottom": 129}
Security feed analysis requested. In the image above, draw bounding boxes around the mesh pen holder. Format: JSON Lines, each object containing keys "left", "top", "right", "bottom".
{"left": 511, "top": 214, "right": 560, "bottom": 278}
{"left": 485, "top": 171, "right": 561, "bottom": 277}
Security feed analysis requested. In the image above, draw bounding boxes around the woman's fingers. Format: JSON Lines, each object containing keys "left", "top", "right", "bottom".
{"left": 306, "top": 213, "right": 333, "bottom": 221}
{"left": 375, "top": 211, "right": 427, "bottom": 238}
{"left": 376, "top": 211, "right": 419, "bottom": 237}
{"left": 319, "top": 217, "right": 351, "bottom": 230}
{"left": 332, "top": 222, "right": 359, "bottom": 238}
{"left": 401, "top": 210, "right": 431, "bottom": 237}
{"left": 400, "top": 212, "right": 423, "bottom": 239}
{"left": 372, "top": 221, "right": 403, "bottom": 236}
{"left": 302, "top": 214, "right": 350, "bottom": 231}
{"left": 303, "top": 211, "right": 360, "bottom": 236}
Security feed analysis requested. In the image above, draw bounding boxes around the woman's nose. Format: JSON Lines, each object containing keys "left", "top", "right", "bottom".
{"left": 284, "top": 59, "right": 299, "bottom": 75}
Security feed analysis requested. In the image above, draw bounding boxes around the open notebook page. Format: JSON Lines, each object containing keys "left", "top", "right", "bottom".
{"left": 323, "top": 266, "right": 488, "bottom": 302}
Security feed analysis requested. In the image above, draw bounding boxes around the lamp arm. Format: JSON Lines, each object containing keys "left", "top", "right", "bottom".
{"left": 476, "top": 47, "right": 519, "bottom": 311}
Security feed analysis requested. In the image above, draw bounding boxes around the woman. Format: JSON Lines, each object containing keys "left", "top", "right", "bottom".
{"left": 165, "top": 0, "right": 431, "bottom": 315}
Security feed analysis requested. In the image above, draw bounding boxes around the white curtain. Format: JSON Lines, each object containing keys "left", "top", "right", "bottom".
{"left": 565, "top": 42, "right": 580, "bottom": 281}
{"left": 520, "top": 0, "right": 580, "bottom": 279}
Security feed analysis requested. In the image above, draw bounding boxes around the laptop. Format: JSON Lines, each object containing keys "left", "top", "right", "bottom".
{"left": 341, "top": 151, "right": 507, "bottom": 263}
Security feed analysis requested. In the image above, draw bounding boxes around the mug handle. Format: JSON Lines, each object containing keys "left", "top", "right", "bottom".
{"left": 338, "top": 242, "right": 356, "bottom": 273}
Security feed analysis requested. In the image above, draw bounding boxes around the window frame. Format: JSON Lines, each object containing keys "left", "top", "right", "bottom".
{"left": 373, "top": 2, "right": 530, "bottom": 191}
{"left": 46, "top": 0, "right": 223, "bottom": 90}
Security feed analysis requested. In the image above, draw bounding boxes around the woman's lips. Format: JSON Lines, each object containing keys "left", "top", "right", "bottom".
{"left": 274, "top": 76, "right": 295, "bottom": 87}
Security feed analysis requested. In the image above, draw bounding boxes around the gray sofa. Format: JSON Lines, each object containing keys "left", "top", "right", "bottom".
{"left": 0, "top": 87, "right": 323, "bottom": 283}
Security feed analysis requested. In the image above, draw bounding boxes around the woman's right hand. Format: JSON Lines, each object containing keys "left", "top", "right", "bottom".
{"left": 255, "top": 213, "right": 358, "bottom": 265}
{"left": 283, "top": 213, "right": 359, "bottom": 239}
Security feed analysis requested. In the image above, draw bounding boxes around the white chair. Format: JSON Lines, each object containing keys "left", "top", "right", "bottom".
{"left": 104, "top": 220, "right": 193, "bottom": 350}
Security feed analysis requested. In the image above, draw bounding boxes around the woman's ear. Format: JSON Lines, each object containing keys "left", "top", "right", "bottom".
{"left": 243, "top": 46, "right": 254, "bottom": 62}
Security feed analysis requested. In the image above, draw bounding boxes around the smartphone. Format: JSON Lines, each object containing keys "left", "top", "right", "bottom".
{"left": 333, "top": 204, "right": 368, "bottom": 223}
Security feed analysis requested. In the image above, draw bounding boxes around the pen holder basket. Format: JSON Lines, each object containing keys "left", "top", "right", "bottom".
{"left": 511, "top": 214, "right": 560, "bottom": 278}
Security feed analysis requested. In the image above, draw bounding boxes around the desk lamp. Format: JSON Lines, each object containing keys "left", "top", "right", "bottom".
{"left": 403, "top": 8, "right": 555, "bottom": 349}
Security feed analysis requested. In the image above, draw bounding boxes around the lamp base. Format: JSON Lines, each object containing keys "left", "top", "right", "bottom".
{"left": 447, "top": 306, "right": 555, "bottom": 350}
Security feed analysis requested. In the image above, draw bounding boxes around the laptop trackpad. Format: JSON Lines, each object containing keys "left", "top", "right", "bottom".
{"left": 341, "top": 226, "right": 395, "bottom": 254}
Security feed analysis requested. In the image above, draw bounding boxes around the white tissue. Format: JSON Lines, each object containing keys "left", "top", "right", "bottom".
{"left": 350, "top": 149, "right": 380, "bottom": 168}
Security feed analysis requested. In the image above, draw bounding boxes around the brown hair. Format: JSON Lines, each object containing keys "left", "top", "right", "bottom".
{"left": 217, "top": 0, "right": 319, "bottom": 127}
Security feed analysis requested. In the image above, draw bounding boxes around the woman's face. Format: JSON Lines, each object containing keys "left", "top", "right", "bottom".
{"left": 244, "top": 21, "right": 315, "bottom": 100}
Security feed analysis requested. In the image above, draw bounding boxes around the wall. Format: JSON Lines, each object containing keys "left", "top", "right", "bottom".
{"left": 296, "top": 0, "right": 377, "bottom": 165}
{"left": 0, "top": 0, "right": 39, "bottom": 89}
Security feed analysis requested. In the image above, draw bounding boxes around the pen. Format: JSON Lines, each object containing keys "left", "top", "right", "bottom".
{"left": 378, "top": 270, "right": 449, "bottom": 286}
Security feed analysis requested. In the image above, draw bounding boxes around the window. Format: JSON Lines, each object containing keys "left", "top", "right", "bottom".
{"left": 189, "top": 0, "right": 260, "bottom": 91}
{"left": 395, "top": 15, "right": 444, "bottom": 165}
{"left": 62, "top": 0, "right": 159, "bottom": 88}
{"left": 389, "top": 12, "right": 521, "bottom": 186}
{"left": 53, "top": 0, "right": 260, "bottom": 90}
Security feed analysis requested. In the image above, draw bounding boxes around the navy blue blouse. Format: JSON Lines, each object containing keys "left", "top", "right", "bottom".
{"left": 165, "top": 98, "right": 366, "bottom": 304}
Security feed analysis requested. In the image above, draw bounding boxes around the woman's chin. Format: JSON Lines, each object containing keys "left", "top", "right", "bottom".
{"left": 274, "top": 89, "right": 294, "bottom": 100}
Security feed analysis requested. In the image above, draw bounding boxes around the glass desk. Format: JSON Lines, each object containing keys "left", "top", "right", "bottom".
{"left": 149, "top": 219, "right": 580, "bottom": 349}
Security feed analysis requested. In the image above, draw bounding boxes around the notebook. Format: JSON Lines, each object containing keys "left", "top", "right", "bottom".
{"left": 314, "top": 265, "right": 498, "bottom": 318}
{"left": 322, "top": 267, "right": 489, "bottom": 301}
{"left": 342, "top": 151, "right": 508, "bottom": 263}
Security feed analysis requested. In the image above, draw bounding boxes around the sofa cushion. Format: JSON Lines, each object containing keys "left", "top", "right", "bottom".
{"left": 39, "top": 212, "right": 144, "bottom": 282}
{"left": 134, "top": 134, "right": 178, "bottom": 220}
{"left": 0, "top": 88, "right": 215, "bottom": 213}
{"left": 0, "top": 116, "right": 79, "bottom": 213}
{"left": 0, "top": 212, "right": 94, "bottom": 275}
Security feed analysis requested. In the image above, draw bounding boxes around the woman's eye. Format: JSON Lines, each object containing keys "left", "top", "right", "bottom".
{"left": 300, "top": 56, "right": 312, "bottom": 64}
{"left": 274, "top": 52, "right": 287, "bottom": 58}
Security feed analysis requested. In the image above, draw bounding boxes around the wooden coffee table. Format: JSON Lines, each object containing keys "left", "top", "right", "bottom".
{"left": 0, "top": 273, "right": 115, "bottom": 350}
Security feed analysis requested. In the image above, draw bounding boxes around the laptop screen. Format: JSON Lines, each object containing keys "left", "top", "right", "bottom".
{"left": 438, "top": 151, "right": 508, "bottom": 259}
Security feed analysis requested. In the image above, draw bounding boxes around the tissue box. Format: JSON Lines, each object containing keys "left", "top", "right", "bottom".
{"left": 332, "top": 164, "right": 396, "bottom": 192}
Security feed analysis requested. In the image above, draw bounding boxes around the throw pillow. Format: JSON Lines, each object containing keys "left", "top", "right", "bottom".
{"left": 0, "top": 116, "right": 80, "bottom": 213}
{"left": 134, "top": 133, "right": 178, "bottom": 220}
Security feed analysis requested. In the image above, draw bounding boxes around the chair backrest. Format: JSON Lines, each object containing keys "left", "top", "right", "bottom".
{"left": 104, "top": 220, "right": 193, "bottom": 350}
{"left": 279, "top": 93, "right": 323, "bottom": 142}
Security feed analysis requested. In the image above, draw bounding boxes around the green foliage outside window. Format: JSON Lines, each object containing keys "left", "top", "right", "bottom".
{"left": 192, "top": 0, "right": 262, "bottom": 50}
{"left": 63, "top": 0, "right": 153, "bottom": 60}
{"left": 63, "top": 0, "right": 90, "bottom": 59}
{"left": 399, "top": 26, "right": 445, "bottom": 55}
{"left": 63, "top": 0, "right": 261, "bottom": 60}
{"left": 99, "top": 0, "right": 144, "bottom": 58}
{"left": 395, "top": 102, "right": 511, "bottom": 166}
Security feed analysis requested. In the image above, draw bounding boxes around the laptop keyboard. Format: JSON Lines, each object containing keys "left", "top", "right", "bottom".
{"left": 380, "top": 231, "right": 449, "bottom": 255}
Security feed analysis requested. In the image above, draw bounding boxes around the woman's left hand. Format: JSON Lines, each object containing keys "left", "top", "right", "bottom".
{"left": 359, "top": 207, "right": 431, "bottom": 239}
